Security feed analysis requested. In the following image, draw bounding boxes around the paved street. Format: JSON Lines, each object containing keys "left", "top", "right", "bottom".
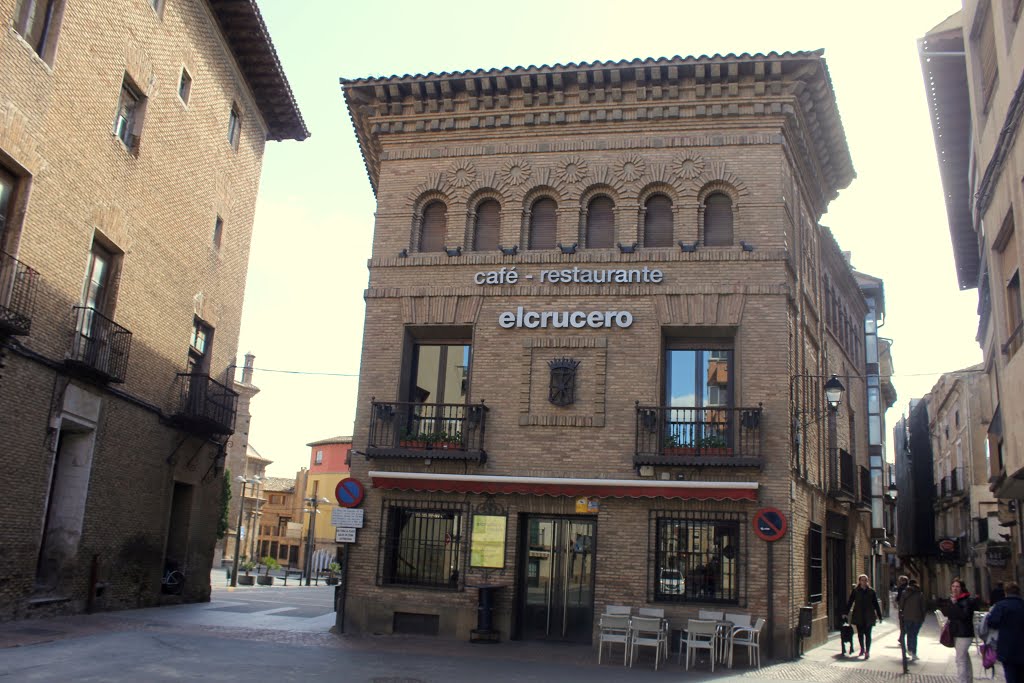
{"left": 0, "top": 576, "right": 995, "bottom": 682}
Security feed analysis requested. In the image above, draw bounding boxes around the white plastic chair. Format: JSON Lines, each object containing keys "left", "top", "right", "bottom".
{"left": 699, "top": 609, "right": 725, "bottom": 621}
{"left": 684, "top": 619, "right": 718, "bottom": 671}
{"left": 629, "top": 616, "right": 666, "bottom": 670}
{"left": 638, "top": 608, "right": 668, "bottom": 660}
{"left": 604, "top": 604, "right": 633, "bottom": 616}
{"left": 724, "top": 613, "right": 752, "bottom": 664}
{"left": 597, "top": 613, "right": 630, "bottom": 665}
{"left": 729, "top": 617, "right": 765, "bottom": 669}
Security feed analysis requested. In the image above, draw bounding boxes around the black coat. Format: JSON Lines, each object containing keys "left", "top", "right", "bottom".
{"left": 940, "top": 594, "right": 978, "bottom": 639}
{"left": 987, "top": 595, "right": 1024, "bottom": 664}
{"left": 846, "top": 586, "right": 882, "bottom": 628}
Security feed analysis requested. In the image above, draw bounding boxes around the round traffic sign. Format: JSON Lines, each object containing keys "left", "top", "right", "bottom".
{"left": 335, "top": 478, "right": 365, "bottom": 508}
{"left": 753, "top": 507, "right": 788, "bottom": 542}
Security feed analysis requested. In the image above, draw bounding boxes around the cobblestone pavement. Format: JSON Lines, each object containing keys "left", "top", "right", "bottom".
{"left": 0, "top": 583, "right": 1001, "bottom": 683}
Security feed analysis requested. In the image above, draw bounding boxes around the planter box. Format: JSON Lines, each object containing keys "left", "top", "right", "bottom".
{"left": 256, "top": 575, "right": 275, "bottom": 586}
{"left": 665, "top": 447, "right": 733, "bottom": 457}
{"left": 238, "top": 575, "right": 255, "bottom": 586}
{"left": 326, "top": 577, "right": 339, "bottom": 586}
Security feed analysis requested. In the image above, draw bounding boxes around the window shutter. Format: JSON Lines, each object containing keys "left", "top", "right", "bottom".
{"left": 585, "top": 196, "right": 614, "bottom": 248}
{"left": 643, "top": 195, "right": 673, "bottom": 247}
{"left": 419, "top": 201, "right": 446, "bottom": 252}
{"left": 529, "top": 198, "right": 557, "bottom": 250}
{"left": 978, "top": 5, "right": 998, "bottom": 108}
{"left": 473, "top": 200, "right": 500, "bottom": 251}
{"left": 703, "top": 193, "right": 733, "bottom": 246}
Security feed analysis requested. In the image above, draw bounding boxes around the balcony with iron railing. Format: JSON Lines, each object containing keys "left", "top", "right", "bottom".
{"left": 65, "top": 306, "right": 132, "bottom": 383}
{"left": 366, "top": 399, "right": 489, "bottom": 463}
{"left": 170, "top": 372, "right": 239, "bottom": 435}
{"left": 827, "top": 448, "right": 856, "bottom": 500}
{"left": 0, "top": 250, "right": 39, "bottom": 337}
{"left": 936, "top": 468, "right": 966, "bottom": 501}
{"left": 633, "top": 404, "right": 763, "bottom": 467}
{"left": 858, "top": 466, "right": 872, "bottom": 508}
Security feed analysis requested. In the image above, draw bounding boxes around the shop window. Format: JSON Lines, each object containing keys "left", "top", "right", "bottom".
{"left": 643, "top": 194, "right": 673, "bottom": 247}
{"left": 584, "top": 196, "right": 614, "bottom": 248}
{"left": 418, "top": 201, "right": 446, "bottom": 253}
{"left": 807, "top": 523, "right": 823, "bottom": 603}
{"left": 13, "top": 0, "right": 66, "bottom": 64}
{"left": 379, "top": 501, "right": 467, "bottom": 590}
{"left": 651, "top": 510, "right": 741, "bottom": 604}
{"left": 528, "top": 198, "right": 556, "bottom": 250}
{"left": 472, "top": 199, "right": 499, "bottom": 251}
{"left": 703, "top": 193, "right": 733, "bottom": 246}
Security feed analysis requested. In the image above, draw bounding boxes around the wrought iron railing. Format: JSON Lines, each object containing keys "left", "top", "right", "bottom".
{"left": 367, "top": 399, "right": 488, "bottom": 458}
{"left": 67, "top": 306, "right": 132, "bottom": 382}
{"left": 827, "top": 448, "right": 856, "bottom": 498}
{"left": 634, "top": 404, "right": 762, "bottom": 461}
{"left": 859, "top": 466, "right": 872, "bottom": 506}
{"left": 173, "top": 373, "right": 238, "bottom": 435}
{"left": 0, "top": 250, "right": 39, "bottom": 336}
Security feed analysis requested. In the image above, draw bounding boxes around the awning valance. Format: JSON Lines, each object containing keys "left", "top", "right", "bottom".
{"left": 369, "top": 471, "right": 758, "bottom": 501}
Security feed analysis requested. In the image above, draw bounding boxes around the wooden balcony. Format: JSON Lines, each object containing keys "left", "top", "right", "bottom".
{"left": 633, "top": 404, "right": 763, "bottom": 467}
{"left": 366, "top": 399, "right": 488, "bottom": 464}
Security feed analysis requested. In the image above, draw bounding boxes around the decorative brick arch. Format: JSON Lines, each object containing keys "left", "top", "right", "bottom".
{"left": 520, "top": 186, "right": 562, "bottom": 249}
{"left": 407, "top": 172, "right": 454, "bottom": 204}
{"left": 637, "top": 182, "right": 681, "bottom": 207}
{"left": 513, "top": 167, "right": 566, "bottom": 203}
{"left": 464, "top": 186, "right": 507, "bottom": 250}
{"left": 695, "top": 160, "right": 749, "bottom": 203}
{"left": 410, "top": 191, "right": 450, "bottom": 252}
{"left": 642, "top": 164, "right": 688, "bottom": 198}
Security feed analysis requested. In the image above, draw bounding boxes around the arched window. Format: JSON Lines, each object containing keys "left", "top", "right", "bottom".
{"left": 703, "top": 193, "right": 733, "bottom": 246}
{"left": 419, "top": 201, "right": 447, "bottom": 252}
{"left": 528, "top": 198, "right": 557, "bottom": 250}
{"left": 585, "top": 196, "right": 614, "bottom": 248}
{"left": 473, "top": 199, "right": 500, "bottom": 251}
{"left": 643, "top": 194, "right": 673, "bottom": 247}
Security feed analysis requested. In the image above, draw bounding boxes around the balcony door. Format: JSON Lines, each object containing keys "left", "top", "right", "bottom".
{"left": 518, "top": 516, "right": 595, "bottom": 643}
{"left": 664, "top": 348, "right": 732, "bottom": 448}
{"left": 407, "top": 342, "right": 470, "bottom": 441}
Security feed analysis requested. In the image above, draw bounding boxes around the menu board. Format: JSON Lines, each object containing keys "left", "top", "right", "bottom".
{"left": 470, "top": 514, "right": 507, "bottom": 569}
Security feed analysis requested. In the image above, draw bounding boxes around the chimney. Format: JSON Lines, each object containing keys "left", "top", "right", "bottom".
{"left": 242, "top": 352, "right": 255, "bottom": 384}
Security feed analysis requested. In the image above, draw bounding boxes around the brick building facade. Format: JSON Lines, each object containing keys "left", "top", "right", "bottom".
{"left": 341, "top": 51, "right": 887, "bottom": 656}
{"left": 0, "top": 0, "right": 305, "bottom": 619}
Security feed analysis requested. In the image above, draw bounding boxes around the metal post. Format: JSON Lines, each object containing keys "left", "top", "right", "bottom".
{"left": 304, "top": 498, "right": 316, "bottom": 586}
{"left": 230, "top": 481, "right": 246, "bottom": 588}
{"left": 335, "top": 544, "right": 349, "bottom": 633}
{"left": 766, "top": 541, "right": 774, "bottom": 658}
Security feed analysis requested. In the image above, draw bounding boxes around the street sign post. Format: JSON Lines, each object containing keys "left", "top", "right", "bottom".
{"left": 331, "top": 508, "right": 364, "bottom": 528}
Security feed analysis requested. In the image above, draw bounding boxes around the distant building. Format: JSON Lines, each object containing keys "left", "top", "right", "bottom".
{"left": 921, "top": 3, "right": 1024, "bottom": 583}
{"left": 0, "top": 0, "right": 306, "bottom": 619}
{"left": 255, "top": 477, "right": 301, "bottom": 567}
{"left": 298, "top": 436, "right": 352, "bottom": 575}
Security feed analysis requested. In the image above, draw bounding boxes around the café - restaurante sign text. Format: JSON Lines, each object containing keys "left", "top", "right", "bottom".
{"left": 473, "top": 266, "right": 664, "bottom": 285}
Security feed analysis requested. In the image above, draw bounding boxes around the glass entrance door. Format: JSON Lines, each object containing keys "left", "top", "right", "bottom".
{"left": 520, "top": 516, "right": 595, "bottom": 643}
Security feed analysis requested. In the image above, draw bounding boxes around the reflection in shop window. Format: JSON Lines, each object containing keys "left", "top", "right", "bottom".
{"left": 380, "top": 501, "right": 467, "bottom": 590}
{"left": 651, "top": 510, "right": 742, "bottom": 604}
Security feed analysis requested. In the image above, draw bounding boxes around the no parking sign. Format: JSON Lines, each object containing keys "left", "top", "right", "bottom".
{"left": 753, "top": 507, "right": 788, "bottom": 542}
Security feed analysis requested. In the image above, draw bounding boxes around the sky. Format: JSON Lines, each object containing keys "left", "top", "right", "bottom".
{"left": 238, "top": 0, "right": 981, "bottom": 478}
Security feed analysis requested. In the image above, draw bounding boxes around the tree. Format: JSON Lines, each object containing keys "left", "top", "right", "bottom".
{"left": 217, "top": 468, "right": 231, "bottom": 540}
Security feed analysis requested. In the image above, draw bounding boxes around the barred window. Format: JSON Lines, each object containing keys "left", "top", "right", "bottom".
{"left": 379, "top": 500, "right": 467, "bottom": 590}
{"left": 808, "top": 523, "right": 823, "bottom": 603}
{"left": 650, "top": 510, "right": 742, "bottom": 604}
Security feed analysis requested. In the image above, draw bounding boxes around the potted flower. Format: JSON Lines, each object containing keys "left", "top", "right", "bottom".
{"left": 325, "top": 562, "right": 341, "bottom": 586}
{"left": 257, "top": 556, "right": 280, "bottom": 585}
{"left": 238, "top": 560, "right": 256, "bottom": 585}
{"left": 698, "top": 435, "right": 730, "bottom": 455}
{"left": 400, "top": 428, "right": 426, "bottom": 448}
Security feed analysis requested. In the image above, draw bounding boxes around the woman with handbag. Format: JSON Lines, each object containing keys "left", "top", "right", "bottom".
{"left": 846, "top": 574, "right": 883, "bottom": 658}
{"left": 940, "top": 577, "right": 979, "bottom": 683}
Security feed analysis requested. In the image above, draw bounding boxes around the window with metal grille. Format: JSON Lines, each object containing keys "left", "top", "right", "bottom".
{"left": 419, "top": 201, "right": 447, "bottom": 252}
{"left": 528, "top": 198, "right": 557, "bottom": 250}
{"left": 649, "top": 510, "right": 743, "bottom": 604}
{"left": 643, "top": 194, "right": 673, "bottom": 247}
{"left": 379, "top": 500, "right": 468, "bottom": 590}
{"left": 585, "top": 196, "right": 614, "bottom": 248}
{"left": 473, "top": 199, "right": 500, "bottom": 251}
{"left": 808, "top": 523, "right": 823, "bottom": 603}
{"left": 973, "top": 1, "right": 998, "bottom": 113}
{"left": 13, "top": 0, "right": 66, "bottom": 64}
{"left": 703, "top": 193, "right": 733, "bottom": 246}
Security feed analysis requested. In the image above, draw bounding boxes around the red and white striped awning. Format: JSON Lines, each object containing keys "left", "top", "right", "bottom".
{"left": 369, "top": 471, "right": 757, "bottom": 501}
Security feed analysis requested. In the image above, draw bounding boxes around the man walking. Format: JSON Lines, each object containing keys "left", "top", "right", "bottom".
{"left": 895, "top": 575, "right": 909, "bottom": 645}
{"left": 987, "top": 582, "right": 1024, "bottom": 683}
{"left": 898, "top": 578, "right": 926, "bottom": 661}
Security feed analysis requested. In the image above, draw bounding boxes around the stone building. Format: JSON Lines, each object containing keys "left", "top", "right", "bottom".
{"left": 340, "top": 51, "right": 889, "bottom": 656}
{"left": 921, "top": 3, "right": 1024, "bottom": 583}
{"left": 297, "top": 436, "right": 351, "bottom": 576}
{"left": 255, "top": 476, "right": 300, "bottom": 567}
{"left": 0, "top": 0, "right": 305, "bottom": 619}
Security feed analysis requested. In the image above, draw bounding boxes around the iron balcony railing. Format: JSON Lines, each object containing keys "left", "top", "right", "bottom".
{"left": 66, "top": 306, "right": 132, "bottom": 383}
{"left": 0, "top": 250, "right": 39, "bottom": 336}
{"left": 827, "top": 448, "right": 856, "bottom": 499}
{"left": 634, "top": 404, "right": 762, "bottom": 465}
{"left": 173, "top": 373, "right": 238, "bottom": 435}
{"left": 859, "top": 466, "right": 872, "bottom": 507}
{"left": 367, "top": 399, "right": 489, "bottom": 463}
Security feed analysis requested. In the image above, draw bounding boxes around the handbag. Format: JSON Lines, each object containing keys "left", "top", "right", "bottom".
{"left": 980, "top": 642, "right": 998, "bottom": 670}
{"left": 940, "top": 622, "right": 954, "bottom": 648}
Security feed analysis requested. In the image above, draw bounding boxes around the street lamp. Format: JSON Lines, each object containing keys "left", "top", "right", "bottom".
{"left": 824, "top": 374, "right": 845, "bottom": 411}
{"left": 230, "top": 475, "right": 261, "bottom": 588}
{"left": 303, "top": 495, "right": 330, "bottom": 586}
{"left": 792, "top": 373, "right": 846, "bottom": 437}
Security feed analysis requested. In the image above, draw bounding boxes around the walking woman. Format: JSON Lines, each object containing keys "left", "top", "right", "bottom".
{"left": 941, "top": 577, "right": 979, "bottom": 683}
{"left": 846, "top": 574, "right": 883, "bottom": 658}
